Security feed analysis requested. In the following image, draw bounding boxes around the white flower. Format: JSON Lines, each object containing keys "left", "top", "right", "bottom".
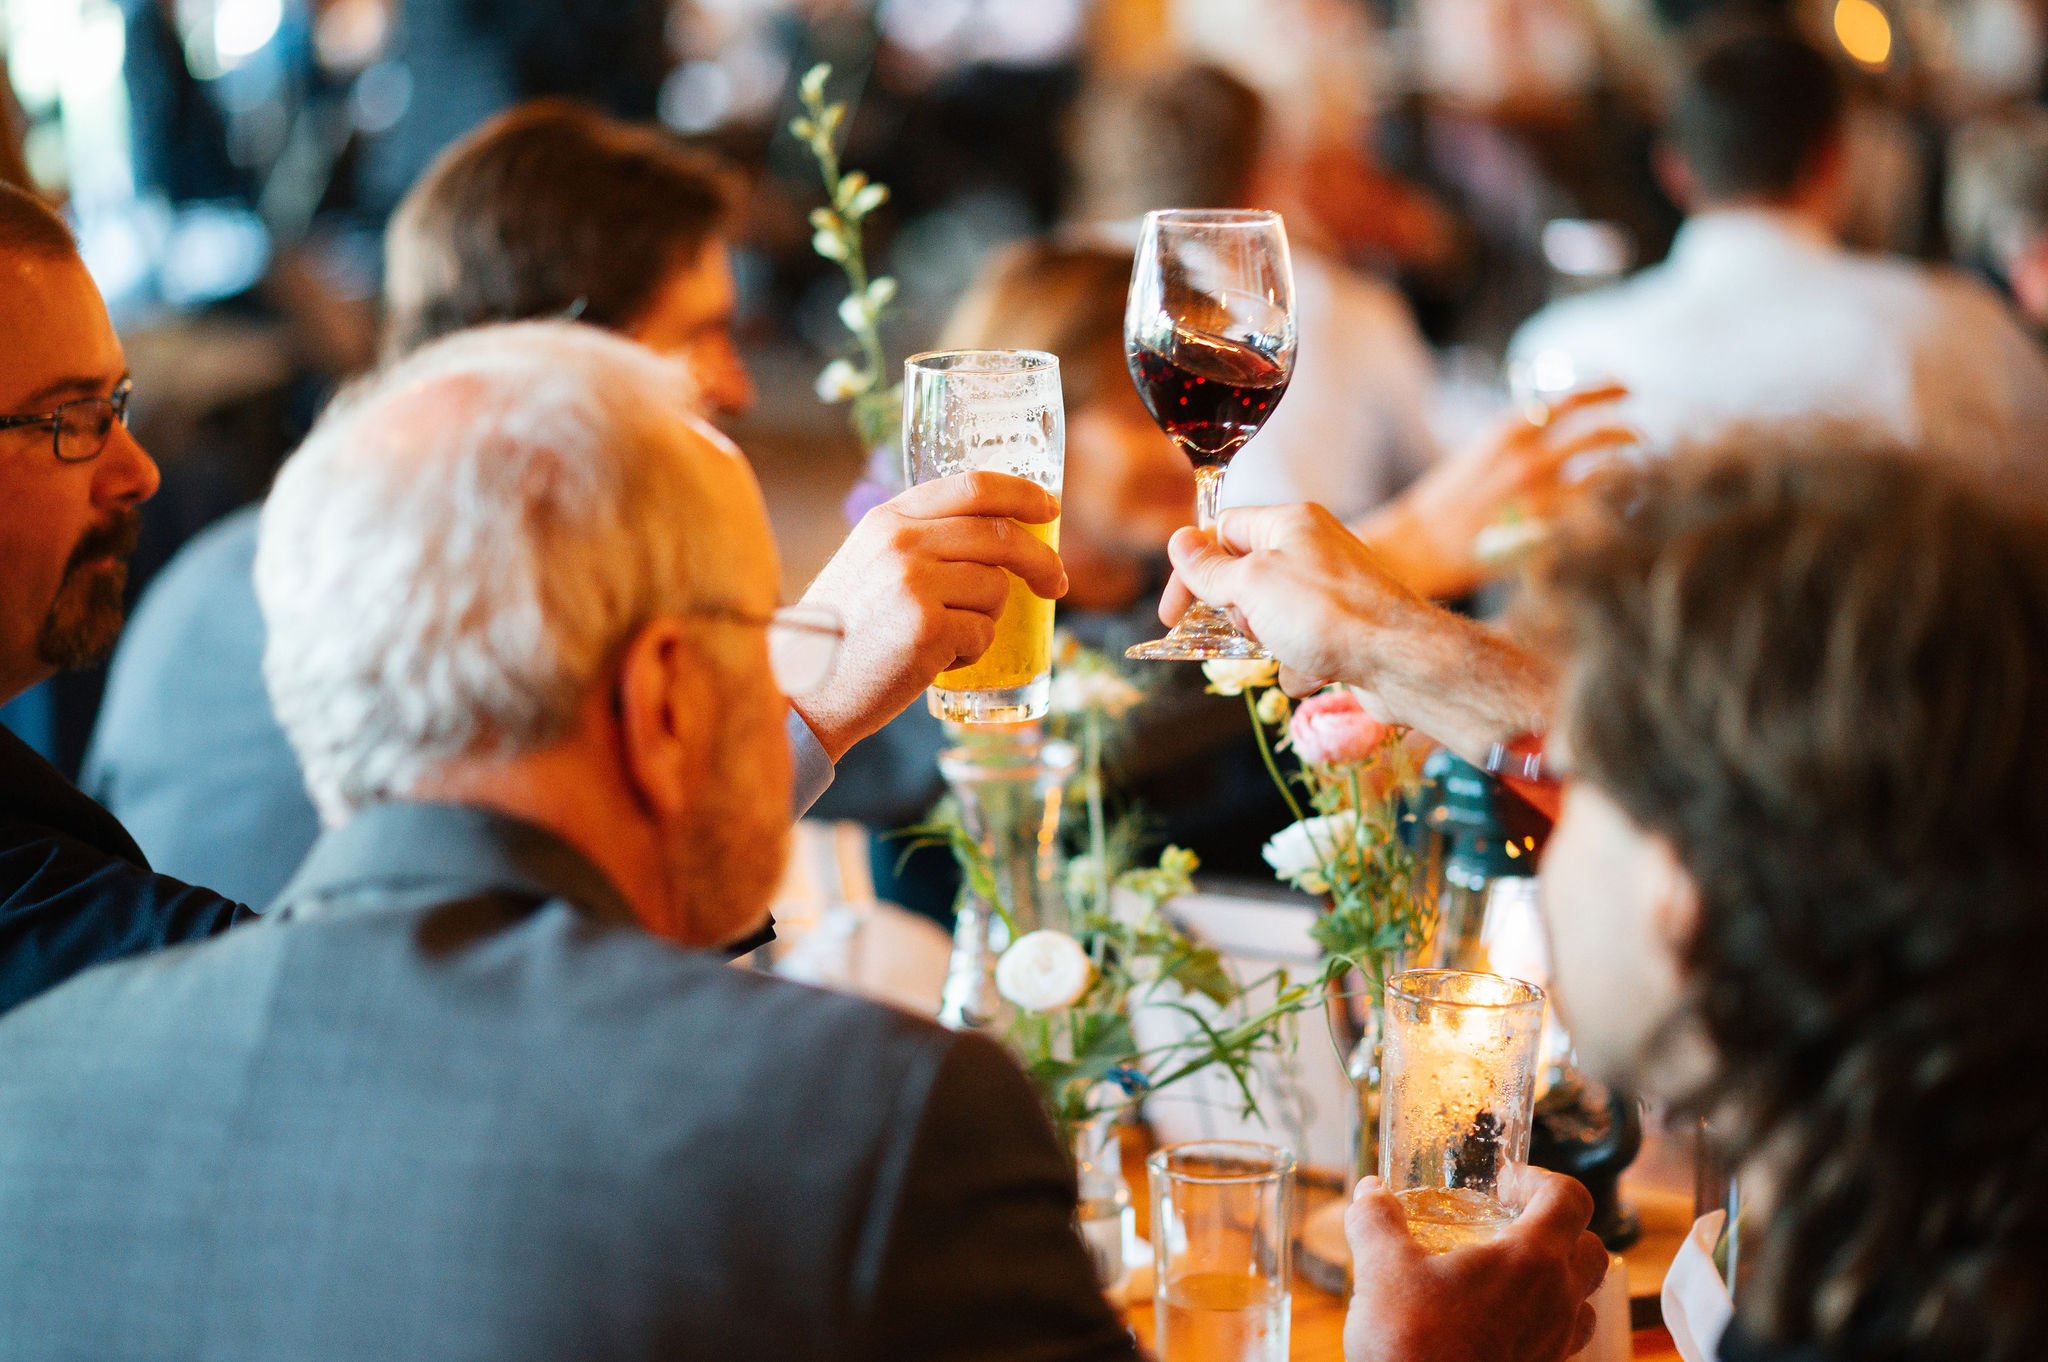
{"left": 814, "top": 359, "right": 864, "bottom": 403}
{"left": 995, "top": 930, "right": 1094, "bottom": 1012}
{"left": 1202, "top": 658, "right": 1279, "bottom": 696}
{"left": 1049, "top": 668, "right": 1144, "bottom": 718}
{"left": 837, "top": 292, "right": 874, "bottom": 332}
{"left": 1262, "top": 810, "right": 1362, "bottom": 895}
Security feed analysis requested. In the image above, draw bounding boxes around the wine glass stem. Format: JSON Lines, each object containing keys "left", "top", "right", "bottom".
{"left": 1194, "top": 464, "right": 1225, "bottom": 535}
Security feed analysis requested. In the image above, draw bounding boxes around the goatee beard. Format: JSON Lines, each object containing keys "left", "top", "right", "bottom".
{"left": 36, "top": 509, "right": 140, "bottom": 671}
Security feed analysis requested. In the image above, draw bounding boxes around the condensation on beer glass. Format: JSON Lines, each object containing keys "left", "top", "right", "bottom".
{"left": 1378, "top": 969, "right": 1545, "bottom": 1254}
{"left": 902, "top": 349, "right": 1065, "bottom": 724}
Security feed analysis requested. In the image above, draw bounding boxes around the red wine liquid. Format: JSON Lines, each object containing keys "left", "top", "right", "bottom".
{"left": 1129, "top": 325, "right": 1291, "bottom": 468}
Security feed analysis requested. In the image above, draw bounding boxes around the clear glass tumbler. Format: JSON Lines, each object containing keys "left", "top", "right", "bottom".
{"left": 902, "top": 349, "right": 1065, "bottom": 723}
{"left": 1149, "top": 1140, "right": 1294, "bottom": 1362}
{"left": 1379, "top": 969, "right": 1546, "bottom": 1253}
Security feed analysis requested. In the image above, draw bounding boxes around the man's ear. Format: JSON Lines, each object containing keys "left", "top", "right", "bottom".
{"left": 614, "top": 618, "right": 714, "bottom": 821}
{"left": 1653, "top": 142, "right": 1698, "bottom": 213}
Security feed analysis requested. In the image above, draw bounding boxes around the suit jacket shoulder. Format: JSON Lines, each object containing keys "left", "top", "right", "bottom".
{"left": 0, "top": 896, "right": 1134, "bottom": 1362}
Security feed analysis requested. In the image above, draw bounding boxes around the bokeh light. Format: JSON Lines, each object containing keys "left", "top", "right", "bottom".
{"left": 1835, "top": 0, "right": 1895, "bottom": 68}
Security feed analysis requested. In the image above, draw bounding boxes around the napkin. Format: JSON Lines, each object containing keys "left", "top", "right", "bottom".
{"left": 1661, "top": 1210, "right": 1734, "bottom": 1362}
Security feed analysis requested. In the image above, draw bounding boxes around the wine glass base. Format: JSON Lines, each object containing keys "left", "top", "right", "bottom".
{"left": 1124, "top": 606, "right": 1271, "bottom": 662}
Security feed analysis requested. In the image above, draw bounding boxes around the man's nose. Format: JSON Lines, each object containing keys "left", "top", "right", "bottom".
{"left": 94, "top": 423, "right": 161, "bottom": 507}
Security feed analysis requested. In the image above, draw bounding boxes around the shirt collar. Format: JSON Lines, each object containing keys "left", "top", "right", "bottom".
{"left": 269, "top": 800, "right": 638, "bottom": 930}
{"left": 1666, "top": 208, "right": 1836, "bottom": 275}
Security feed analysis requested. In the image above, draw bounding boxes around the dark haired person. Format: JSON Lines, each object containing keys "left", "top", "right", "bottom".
{"left": 0, "top": 183, "right": 248, "bottom": 1012}
{"left": 1508, "top": 27, "right": 2048, "bottom": 477}
{"left": 83, "top": 101, "right": 1064, "bottom": 909}
{"left": 1157, "top": 437, "right": 2048, "bottom": 1361}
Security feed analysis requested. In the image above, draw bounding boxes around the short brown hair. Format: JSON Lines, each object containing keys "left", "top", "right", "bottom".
{"left": 1533, "top": 438, "right": 2048, "bottom": 1360}
{"left": 382, "top": 100, "right": 733, "bottom": 359}
{"left": 0, "top": 181, "right": 76, "bottom": 260}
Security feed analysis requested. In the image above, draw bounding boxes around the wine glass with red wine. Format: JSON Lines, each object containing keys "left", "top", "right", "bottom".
{"left": 1122, "top": 209, "right": 1296, "bottom": 661}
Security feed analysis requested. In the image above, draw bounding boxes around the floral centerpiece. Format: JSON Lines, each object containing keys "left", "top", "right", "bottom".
{"left": 1207, "top": 658, "right": 1432, "bottom": 1176}
{"left": 911, "top": 642, "right": 1318, "bottom": 1138}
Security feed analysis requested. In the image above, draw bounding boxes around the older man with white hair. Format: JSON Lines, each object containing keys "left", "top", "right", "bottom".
{"left": 0, "top": 322, "right": 1136, "bottom": 1361}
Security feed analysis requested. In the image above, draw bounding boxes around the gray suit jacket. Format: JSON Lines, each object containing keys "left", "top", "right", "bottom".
{"left": 0, "top": 801, "right": 1134, "bottom": 1362}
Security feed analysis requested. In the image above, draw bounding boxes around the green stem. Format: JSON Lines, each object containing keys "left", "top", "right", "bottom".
{"left": 1247, "top": 690, "right": 1307, "bottom": 823}
{"left": 1084, "top": 711, "right": 1110, "bottom": 917}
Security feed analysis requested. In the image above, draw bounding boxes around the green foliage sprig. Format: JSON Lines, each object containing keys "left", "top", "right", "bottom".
{"left": 791, "top": 63, "right": 900, "bottom": 450}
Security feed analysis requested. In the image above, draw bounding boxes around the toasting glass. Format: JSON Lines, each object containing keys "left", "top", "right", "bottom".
{"left": 1123, "top": 209, "right": 1297, "bottom": 662}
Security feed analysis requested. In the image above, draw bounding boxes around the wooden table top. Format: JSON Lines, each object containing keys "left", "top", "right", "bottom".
{"left": 1119, "top": 1270, "right": 1683, "bottom": 1360}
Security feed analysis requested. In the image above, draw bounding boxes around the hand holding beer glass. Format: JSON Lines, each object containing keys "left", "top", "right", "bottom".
{"left": 1379, "top": 969, "right": 1546, "bottom": 1253}
{"left": 903, "top": 350, "right": 1065, "bottom": 723}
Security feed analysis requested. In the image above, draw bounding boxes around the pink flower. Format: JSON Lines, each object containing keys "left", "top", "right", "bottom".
{"left": 1288, "top": 688, "right": 1387, "bottom": 767}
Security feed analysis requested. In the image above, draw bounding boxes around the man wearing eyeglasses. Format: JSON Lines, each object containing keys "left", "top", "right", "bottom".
{"left": 0, "top": 183, "right": 249, "bottom": 1014}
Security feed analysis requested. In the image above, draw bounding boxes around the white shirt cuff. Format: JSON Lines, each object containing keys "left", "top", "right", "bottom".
{"left": 786, "top": 710, "right": 836, "bottom": 817}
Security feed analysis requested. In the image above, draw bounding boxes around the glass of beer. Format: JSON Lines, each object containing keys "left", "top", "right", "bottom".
{"left": 1148, "top": 1141, "right": 1294, "bottom": 1362}
{"left": 1379, "top": 969, "right": 1546, "bottom": 1254}
{"left": 903, "top": 349, "right": 1064, "bottom": 723}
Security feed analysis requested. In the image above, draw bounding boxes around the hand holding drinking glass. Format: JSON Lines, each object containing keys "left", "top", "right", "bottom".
{"left": 1124, "top": 209, "right": 1297, "bottom": 662}
{"left": 902, "top": 350, "right": 1066, "bottom": 723}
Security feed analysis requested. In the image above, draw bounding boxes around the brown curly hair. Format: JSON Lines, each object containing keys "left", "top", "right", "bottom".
{"left": 1531, "top": 434, "right": 2048, "bottom": 1360}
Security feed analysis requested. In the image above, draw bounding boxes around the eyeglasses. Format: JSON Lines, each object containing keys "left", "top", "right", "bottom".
{"left": 0, "top": 379, "right": 134, "bottom": 464}
{"left": 688, "top": 601, "right": 843, "bottom": 696}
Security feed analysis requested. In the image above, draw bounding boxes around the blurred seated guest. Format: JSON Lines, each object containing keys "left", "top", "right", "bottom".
{"left": 1508, "top": 27, "right": 2048, "bottom": 479}
{"left": 0, "top": 323, "right": 1605, "bottom": 1362}
{"left": 84, "top": 101, "right": 1062, "bottom": 908}
{"left": 1948, "top": 111, "right": 2048, "bottom": 334}
{"left": 0, "top": 184, "right": 248, "bottom": 1015}
{"left": 1160, "top": 441, "right": 2048, "bottom": 1361}
{"left": 1064, "top": 62, "right": 1441, "bottom": 523}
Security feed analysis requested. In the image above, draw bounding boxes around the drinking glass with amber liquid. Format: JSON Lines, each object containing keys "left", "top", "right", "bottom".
{"left": 1379, "top": 969, "right": 1546, "bottom": 1253}
{"left": 902, "top": 349, "right": 1064, "bottom": 723}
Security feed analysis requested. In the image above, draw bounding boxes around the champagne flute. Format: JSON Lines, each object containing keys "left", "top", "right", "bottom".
{"left": 1123, "top": 209, "right": 1297, "bottom": 662}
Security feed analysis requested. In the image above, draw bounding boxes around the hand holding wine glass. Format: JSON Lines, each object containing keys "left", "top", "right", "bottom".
{"left": 1124, "top": 209, "right": 1297, "bottom": 662}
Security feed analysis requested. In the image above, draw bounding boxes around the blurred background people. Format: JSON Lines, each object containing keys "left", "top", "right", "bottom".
{"left": 84, "top": 101, "right": 1064, "bottom": 908}
{"left": 1509, "top": 25, "right": 2048, "bottom": 478}
{"left": 1948, "top": 109, "right": 2048, "bottom": 333}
